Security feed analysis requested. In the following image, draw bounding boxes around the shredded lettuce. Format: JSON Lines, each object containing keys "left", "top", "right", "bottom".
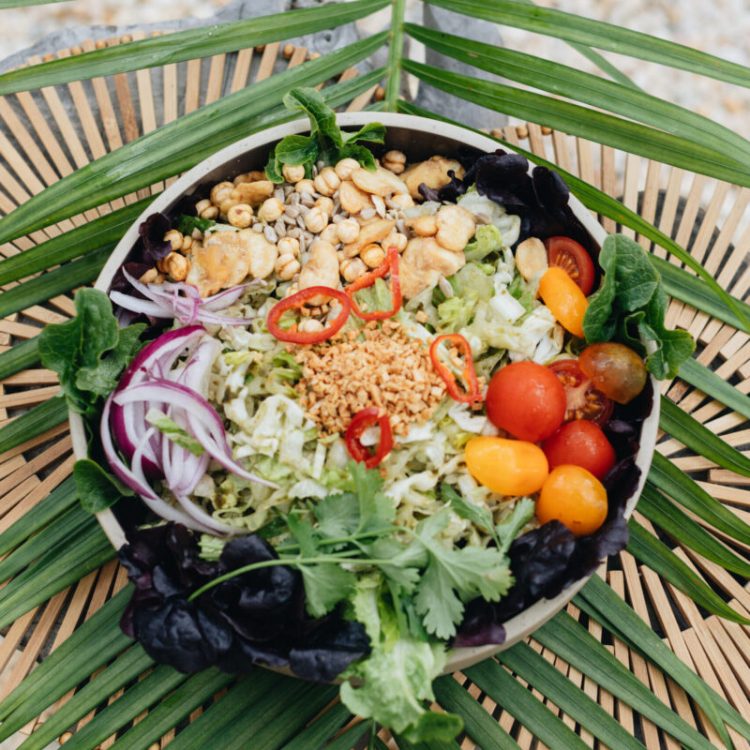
{"left": 145, "top": 409, "right": 204, "bottom": 456}
{"left": 458, "top": 191, "right": 521, "bottom": 247}
{"left": 463, "top": 224, "right": 504, "bottom": 262}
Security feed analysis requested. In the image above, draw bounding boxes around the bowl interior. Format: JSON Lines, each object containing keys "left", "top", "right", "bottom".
{"left": 71, "top": 112, "right": 660, "bottom": 675}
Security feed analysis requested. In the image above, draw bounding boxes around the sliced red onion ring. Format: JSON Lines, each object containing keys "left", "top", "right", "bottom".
{"left": 113, "top": 380, "right": 277, "bottom": 489}
{"left": 114, "top": 269, "right": 257, "bottom": 326}
{"left": 110, "top": 326, "right": 205, "bottom": 474}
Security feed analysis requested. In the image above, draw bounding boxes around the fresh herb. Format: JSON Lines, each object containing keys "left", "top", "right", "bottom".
{"left": 177, "top": 214, "right": 216, "bottom": 235}
{"left": 264, "top": 87, "right": 386, "bottom": 183}
{"left": 73, "top": 457, "right": 134, "bottom": 513}
{"left": 145, "top": 409, "right": 205, "bottom": 456}
{"left": 340, "top": 576, "right": 463, "bottom": 745}
{"left": 441, "top": 483, "right": 497, "bottom": 543}
{"left": 38, "top": 288, "right": 145, "bottom": 418}
{"left": 412, "top": 511, "right": 513, "bottom": 639}
{"left": 583, "top": 234, "right": 695, "bottom": 378}
{"left": 495, "top": 497, "right": 535, "bottom": 556}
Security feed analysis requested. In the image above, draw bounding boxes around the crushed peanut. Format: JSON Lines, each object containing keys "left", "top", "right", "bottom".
{"left": 295, "top": 320, "right": 446, "bottom": 437}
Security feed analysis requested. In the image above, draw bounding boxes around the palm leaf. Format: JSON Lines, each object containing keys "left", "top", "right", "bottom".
{"left": 678, "top": 358, "right": 750, "bottom": 422}
{"left": 627, "top": 519, "right": 750, "bottom": 625}
{"left": 403, "top": 61, "right": 750, "bottom": 187}
{"left": 0, "top": 246, "right": 110, "bottom": 319}
{"left": 0, "top": 0, "right": 69, "bottom": 6}
{"left": 660, "top": 395, "right": 750, "bottom": 477}
{"left": 0, "top": 0, "right": 388, "bottom": 94}
{"left": 648, "top": 453, "right": 750, "bottom": 546}
{"left": 0, "top": 198, "right": 150, "bottom": 285}
{"left": 0, "top": 336, "right": 40, "bottom": 380}
{"left": 406, "top": 24, "right": 750, "bottom": 160}
{"left": 576, "top": 575, "right": 750, "bottom": 740}
{"left": 533, "top": 612, "right": 722, "bottom": 750}
{"left": 425, "top": 0, "right": 750, "bottom": 88}
{"left": 465, "top": 659, "right": 589, "bottom": 749}
{"left": 0, "top": 395, "right": 68, "bottom": 454}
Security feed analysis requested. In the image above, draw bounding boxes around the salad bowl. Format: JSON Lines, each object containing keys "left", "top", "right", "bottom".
{"left": 68, "top": 111, "right": 660, "bottom": 679}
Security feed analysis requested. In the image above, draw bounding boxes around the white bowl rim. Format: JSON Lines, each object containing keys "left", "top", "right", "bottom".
{"left": 68, "top": 111, "right": 660, "bottom": 673}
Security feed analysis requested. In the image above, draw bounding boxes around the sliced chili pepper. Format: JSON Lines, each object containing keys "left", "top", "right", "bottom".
{"left": 266, "top": 286, "right": 351, "bottom": 344}
{"left": 345, "top": 246, "right": 402, "bottom": 321}
{"left": 345, "top": 407, "right": 394, "bottom": 469}
{"left": 430, "top": 333, "right": 483, "bottom": 404}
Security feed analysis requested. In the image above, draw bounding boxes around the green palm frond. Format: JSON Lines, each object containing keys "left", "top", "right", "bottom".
{"left": 1, "top": 1, "right": 749, "bottom": 748}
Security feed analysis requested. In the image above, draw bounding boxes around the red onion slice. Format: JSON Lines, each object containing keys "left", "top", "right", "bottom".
{"left": 113, "top": 380, "right": 278, "bottom": 489}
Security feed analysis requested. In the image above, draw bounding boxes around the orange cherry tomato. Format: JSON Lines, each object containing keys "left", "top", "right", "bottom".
{"left": 542, "top": 420, "right": 616, "bottom": 480}
{"left": 485, "top": 361, "right": 566, "bottom": 442}
{"left": 536, "top": 465, "right": 608, "bottom": 536}
{"left": 538, "top": 266, "right": 589, "bottom": 338}
{"left": 465, "top": 436, "right": 549, "bottom": 496}
{"left": 579, "top": 343, "right": 647, "bottom": 405}
{"left": 545, "top": 236, "right": 596, "bottom": 295}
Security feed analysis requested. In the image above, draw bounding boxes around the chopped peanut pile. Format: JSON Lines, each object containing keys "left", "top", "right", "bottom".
{"left": 295, "top": 320, "right": 446, "bottom": 436}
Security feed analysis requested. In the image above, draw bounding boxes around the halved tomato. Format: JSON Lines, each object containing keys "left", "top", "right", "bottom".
{"left": 548, "top": 359, "right": 613, "bottom": 426}
{"left": 545, "top": 236, "right": 595, "bottom": 295}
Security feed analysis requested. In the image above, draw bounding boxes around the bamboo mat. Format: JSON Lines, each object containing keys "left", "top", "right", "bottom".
{"left": 0, "top": 32, "right": 749, "bottom": 749}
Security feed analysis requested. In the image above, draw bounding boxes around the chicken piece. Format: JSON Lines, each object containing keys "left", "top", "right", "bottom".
{"left": 187, "top": 229, "right": 277, "bottom": 297}
{"left": 435, "top": 204, "right": 476, "bottom": 252}
{"left": 402, "top": 156, "right": 465, "bottom": 199}
{"left": 400, "top": 237, "right": 466, "bottom": 299}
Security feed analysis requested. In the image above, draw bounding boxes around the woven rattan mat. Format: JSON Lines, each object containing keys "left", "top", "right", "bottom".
{"left": 0, "top": 32, "right": 749, "bottom": 749}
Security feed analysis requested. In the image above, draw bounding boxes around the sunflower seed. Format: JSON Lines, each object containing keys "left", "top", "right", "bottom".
{"left": 275, "top": 219, "right": 286, "bottom": 237}
{"left": 253, "top": 223, "right": 264, "bottom": 234}
{"left": 274, "top": 188, "right": 285, "bottom": 202}
{"left": 438, "top": 275, "right": 454, "bottom": 298}
{"left": 360, "top": 208, "right": 376, "bottom": 220}
{"left": 300, "top": 193, "right": 315, "bottom": 207}
{"left": 264, "top": 226, "right": 278, "bottom": 243}
{"left": 289, "top": 192, "right": 301, "bottom": 205}
{"left": 285, "top": 205, "right": 300, "bottom": 219}
{"left": 396, "top": 219, "right": 406, "bottom": 234}
{"left": 287, "top": 227, "right": 302, "bottom": 238}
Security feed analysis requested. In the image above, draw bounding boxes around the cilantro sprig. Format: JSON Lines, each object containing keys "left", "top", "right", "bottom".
{"left": 264, "top": 87, "right": 386, "bottom": 183}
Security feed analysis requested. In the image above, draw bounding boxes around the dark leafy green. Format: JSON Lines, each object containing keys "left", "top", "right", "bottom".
{"left": 583, "top": 234, "right": 694, "bottom": 378}
{"left": 38, "top": 288, "right": 146, "bottom": 418}
{"left": 265, "top": 87, "right": 385, "bottom": 182}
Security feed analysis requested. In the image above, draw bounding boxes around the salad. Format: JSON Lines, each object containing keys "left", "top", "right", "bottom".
{"left": 44, "top": 90, "right": 693, "bottom": 743}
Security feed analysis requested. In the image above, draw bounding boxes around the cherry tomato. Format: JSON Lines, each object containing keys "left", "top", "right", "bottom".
{"left": 542, "top": 420, "right": 616, "bottom": 480}
{"left": 545, "top": 236, "right": 596, "bottom": 295}
{"left": 536, "top": 465, "right": 608, "bottom": 536}
{"left": 538, "top": 267, "right": 588, "bottom": 338}
{"left": 485, "top": 361, "right": 566, "bottom": 442}
{"left": 579, "top": 343, "right": 647, "bottom": 405}
{"left": 466, "top": 436, "right": 549, "bottom": 496}
{"left": 548, "top": 359, "right": 613, "bottom": 426}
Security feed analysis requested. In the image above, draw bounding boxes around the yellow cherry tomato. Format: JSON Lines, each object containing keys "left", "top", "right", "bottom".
{"left": 536, "top": 465, "right": 608, "bottom": 536}
{"left": 465, "top": 436, "right": 549, "bottom": 496}
{"left": 538, "top": 266, "right": 589, "bottom": 338}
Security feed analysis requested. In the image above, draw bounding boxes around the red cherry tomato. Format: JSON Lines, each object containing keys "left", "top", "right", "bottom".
{"left": 548, "top": 359, "right": 613, "bottom": 426}
{"left": 545, "top": 236, "right": 596, "bottom": 295}
{"left": 579, "top": 343, "right": 647, "bottom": 405}
{"left": 485, "top": 361, "right": 566, "bottom": 442}
{"left": 542, "top": 420, "right": 616, "bottom": 480}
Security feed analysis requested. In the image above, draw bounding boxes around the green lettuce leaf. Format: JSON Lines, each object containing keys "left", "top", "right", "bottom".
{"left": 73, "top": 458, "right": 133, "bottom": 513}
{"left": 464, "top": 224, "right": 503, "bottom": 262}
{"left": 583, "top": 234, "right": 694, "bottom": 378}
{"left": 38, "top": 288, "right": 145, "bottom": 417}
{"left": 265, "top": 87, "right": 385, "bottom": 182}
{"left": 341, "top": 577, "right": 461, "bottom": 744}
